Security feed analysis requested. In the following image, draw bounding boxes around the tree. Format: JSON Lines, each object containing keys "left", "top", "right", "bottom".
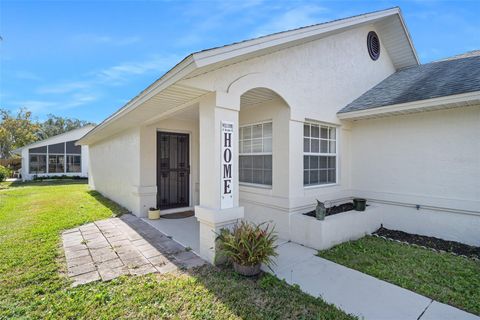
{"left": 0, "top": 108, "right": 40, "bottom": 159}
{"left": 37, "top": 114, "right": 95, "bottom": 140}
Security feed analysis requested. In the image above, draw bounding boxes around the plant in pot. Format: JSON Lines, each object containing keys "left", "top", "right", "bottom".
{"left": 148, "top": 207, "right": 160, "bottom": 220}
{"left": 216, "top": 221, "right": 278, "bottom": 276}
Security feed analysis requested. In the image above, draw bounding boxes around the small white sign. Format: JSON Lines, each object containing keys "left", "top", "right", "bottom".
{"left": 221, "top": 121, "right": 234, "bottom": 209}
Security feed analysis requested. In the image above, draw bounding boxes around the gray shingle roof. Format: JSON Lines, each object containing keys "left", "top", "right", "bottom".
{"left": 338, "top": 53, "right": 480, "bottom": 114}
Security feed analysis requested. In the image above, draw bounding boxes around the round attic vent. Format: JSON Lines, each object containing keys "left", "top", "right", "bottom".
{"left": 367, "top": 31, "right": 380, "bottom": 61}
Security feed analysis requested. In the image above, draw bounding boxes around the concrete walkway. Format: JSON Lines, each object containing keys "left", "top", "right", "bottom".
{"left": 264, "top": 241, "right": 479, "bottom": 320}
{"left": 62, "top": 214, "right": 205, "bottom": 286}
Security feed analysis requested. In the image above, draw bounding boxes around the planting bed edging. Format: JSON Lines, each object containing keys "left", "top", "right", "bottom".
{"left": 290, "top": 204, "right": 383, "bottom": 250}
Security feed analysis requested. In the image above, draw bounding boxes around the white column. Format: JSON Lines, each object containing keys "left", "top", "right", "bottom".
{"left": 195, "top": 92, "right": 244, "bottom": 264}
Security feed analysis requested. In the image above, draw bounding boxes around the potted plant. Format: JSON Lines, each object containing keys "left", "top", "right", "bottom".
{"left": 216, "top": 221, "right": 278, "bottom": 276}
{"left": 353, "top": 198, "right": 367, "bottom": 211}
{"left": 148, "top": 207, "right": 160, "bottom": 220}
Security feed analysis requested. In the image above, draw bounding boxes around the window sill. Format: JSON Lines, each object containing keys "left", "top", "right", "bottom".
{"left": 304, "top": 183, "right": 339, "bottom": 190}
{"left": 239, "top": 183, "right": 272, "bottom": 190}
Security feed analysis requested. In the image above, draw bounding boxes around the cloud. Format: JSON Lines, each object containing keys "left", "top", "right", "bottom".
{"left": 95, "top": 54, "right": 181, "bottom": 83}
{"left": 25, "top": 54, "right": 180, "bottom": 115}
{"left": 72, "top": 34, "right": 141, "bottom": 46}
{"left": 252, "top": 5, "right": 329, "bottom": 37}
{"left": 14, "top": 93, "right": 99, "bottom": 113}
{"left": 14, "top": 71, "right": 42, "bottom": 81}
{"left": 13, "top": 100, "right": 57, "bottom": 113}
{"left": 37, "top": 81, "right": 90, "bottom": 94}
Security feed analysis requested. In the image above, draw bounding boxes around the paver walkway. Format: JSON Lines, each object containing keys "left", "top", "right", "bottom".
{"left": 62, "top": 214, "right": 205, "bottom": 286}
{"left": 264, "top": 240, "right": 479, "bottom": 320}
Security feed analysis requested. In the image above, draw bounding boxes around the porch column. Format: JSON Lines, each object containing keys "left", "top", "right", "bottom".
{"left": 195, "top": 92, "right": 244, "bottom": 264}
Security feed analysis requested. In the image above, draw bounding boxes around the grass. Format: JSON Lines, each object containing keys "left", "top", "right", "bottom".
{"left": 0, "top": 180, "right": 354, "bottom": 319}
{"left": 318, "top": 236, "right": 480, "bottom": 315}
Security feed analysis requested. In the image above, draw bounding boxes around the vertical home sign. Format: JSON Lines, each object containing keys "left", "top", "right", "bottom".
{"left": 221, "top": 121, "right": 234, "bottom": 209}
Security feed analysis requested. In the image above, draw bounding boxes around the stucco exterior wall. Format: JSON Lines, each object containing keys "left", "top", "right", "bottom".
{"left": 181, "top": 25, "right": 396, "bottom": 123}
{"left": 88, "top": 128, "right": 140, "bottom": 213}
{"left": 181, "top": 25, "right": 395, "bottom": 232}
{"left": 350, "top": 106, "right": 480, "bottom": 209}
{"left": 349, "top": 106, "right": 480, "bottom": 244}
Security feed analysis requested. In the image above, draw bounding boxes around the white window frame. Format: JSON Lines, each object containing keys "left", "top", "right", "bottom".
{"left": 239, "top": 120, "right": 273, "bottom": 187}
{"left": 303, "top": 121, "right": 338, "bottom": 188}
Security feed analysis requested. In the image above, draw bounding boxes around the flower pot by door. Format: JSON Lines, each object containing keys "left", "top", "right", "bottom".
{"left": 148, "top": 209, "right": 160, "bottom": 220}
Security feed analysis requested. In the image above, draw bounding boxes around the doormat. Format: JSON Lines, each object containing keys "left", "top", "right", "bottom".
{"left": 162, "top": 211, "right": 195, "bottom": 219}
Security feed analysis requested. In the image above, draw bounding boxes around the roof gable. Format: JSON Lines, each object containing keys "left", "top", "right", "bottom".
{"left": 79, "top": 7, "right": 418, "bottom": 145}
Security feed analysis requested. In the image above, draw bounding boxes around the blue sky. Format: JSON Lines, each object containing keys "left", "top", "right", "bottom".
{"left": 1, "top": 0, "right": 479, "bottom": 123}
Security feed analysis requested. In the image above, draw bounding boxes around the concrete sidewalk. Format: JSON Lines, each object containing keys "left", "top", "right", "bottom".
{"left": 264, "top": 241, "right": 479, "bottom": 320}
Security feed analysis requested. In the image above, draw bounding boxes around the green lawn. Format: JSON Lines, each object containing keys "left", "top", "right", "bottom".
{"left": 318, "top": 236, "right": 480, "bottom": 315}
{"left": 0, "top": 180, "right": 354, "bottom": 319}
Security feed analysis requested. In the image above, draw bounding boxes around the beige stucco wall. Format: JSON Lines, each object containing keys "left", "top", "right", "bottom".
{"left": 350, "top": 106, "right": 480, "bottom": 209}
{"left": 88, "top": 128, "right": 141, "bottom": 212}
{"left": 181, "top": 25, "right": 396, "bottom": 123}
{"left": 349, "top": 106, "right": 480, "bottom": 245}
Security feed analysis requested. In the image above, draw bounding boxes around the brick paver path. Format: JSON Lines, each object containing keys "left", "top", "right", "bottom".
{"left": 62, "top": 214, "right": 205, "bottom": 286}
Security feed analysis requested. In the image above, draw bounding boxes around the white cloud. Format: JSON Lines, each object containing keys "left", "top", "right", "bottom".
{"left": 37, "top": 81, "right": 89, "bottom": 94}
{"left": 14, "top": 71, "right": 42, "bottom": 81}
{"left": 72, "top": 34, "right": 141, "bottom": 46}
{"left": 96, "top": 55, "right": 180, "bottom": 83}
{"left": 13, "top": 100, "right": 57, "bottom": 113}
{"left": 252, "top": 5, "right": 329, "bottom": 37}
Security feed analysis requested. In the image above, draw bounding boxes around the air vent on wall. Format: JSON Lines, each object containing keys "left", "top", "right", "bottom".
{"left": 367, "top": 31, "right": 380, "bottom": 61}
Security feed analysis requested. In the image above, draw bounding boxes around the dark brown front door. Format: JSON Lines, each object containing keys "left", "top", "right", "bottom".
{"left": 157, "top": 132, "right": 190, "bottom": 210}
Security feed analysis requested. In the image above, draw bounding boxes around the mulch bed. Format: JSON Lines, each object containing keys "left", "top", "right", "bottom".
{"left": 304, "top": 203, "right": 355, "bottom": 218}
{"left": 373, "top": 227, "right": 480, "bottom": 260}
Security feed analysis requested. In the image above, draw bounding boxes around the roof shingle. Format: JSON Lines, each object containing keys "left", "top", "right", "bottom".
{"left": 338, "top": 53, "right": 480, "bottom": 114}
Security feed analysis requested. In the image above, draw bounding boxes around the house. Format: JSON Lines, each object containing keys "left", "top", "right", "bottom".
{"left": 15, "top": 125, "right": 93, "bottom": 181}
{"left": 77, "top": 7, "right": 480, "bottom": 264}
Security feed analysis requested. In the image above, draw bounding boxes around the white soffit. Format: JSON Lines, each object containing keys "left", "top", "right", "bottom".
{"left": 240, "top": 88, "right": 281, "bottom": 107}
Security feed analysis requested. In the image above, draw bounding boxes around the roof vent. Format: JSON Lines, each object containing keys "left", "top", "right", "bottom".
{"left": 367, "top": 31, "right": 380, "bottom": 61}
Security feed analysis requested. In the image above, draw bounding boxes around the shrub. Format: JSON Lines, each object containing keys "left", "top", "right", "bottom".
{"left": 217, "top": 221, "right": 278, "bottom": 268}
{"left": 0, "top": 165, "right": 11, "bottom": 182}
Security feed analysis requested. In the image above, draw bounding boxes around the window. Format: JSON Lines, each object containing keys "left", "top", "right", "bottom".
{"left": 29, "top": 154, "right": 47, "bottom": 174}
{"left": 66, "top": 155, "right": 81, "bottom": 173}
{"left": 239, "top": 122, "right": 272, "bottom": 186}
{"left": 304, "top": 123, "right": 337, "bottom": 186}
{"left": 48, "top": 155, "right": 65, "bottom": 173}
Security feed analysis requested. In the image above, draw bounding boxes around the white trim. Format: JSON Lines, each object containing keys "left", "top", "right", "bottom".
{"left": 337, "top": 91, "right": 480, "bottom": 120}
{"left": 239, "top": 182, "right": 272, "bottom": 189}
{"left": 304, "top": 183, "right": 339, "bottom": 189}
{"left": 14, "top": 125, "right": 94, "bottom": 153}
{"left": 239, "top": 121, "right": 273, "bottom": 187}
{"left": 303, "top": 122, "right": 338, "bottom": 187}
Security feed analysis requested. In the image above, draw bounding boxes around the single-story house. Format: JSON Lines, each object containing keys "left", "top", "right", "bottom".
{"left": 15, "top": 125, "right": 93, "bottom": 181}
{"left": 77, "top": 7, "right": 479, "bottom": 264}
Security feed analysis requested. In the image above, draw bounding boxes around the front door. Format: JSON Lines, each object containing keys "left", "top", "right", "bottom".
{"left": 157, "top": 132, "right": 190, "bottom": 210}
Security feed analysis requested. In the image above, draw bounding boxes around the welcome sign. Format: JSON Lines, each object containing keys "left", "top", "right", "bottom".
{"left": 221, "top": 121, "right": 234, "bottom": 209}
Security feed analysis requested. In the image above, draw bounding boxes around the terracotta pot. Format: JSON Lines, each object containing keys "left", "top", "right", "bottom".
{"left": 148, "top": 209, "right": 160, "bottom": 220}
{"left": 233, "top": 262, "right": 261, "bottom": 276}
